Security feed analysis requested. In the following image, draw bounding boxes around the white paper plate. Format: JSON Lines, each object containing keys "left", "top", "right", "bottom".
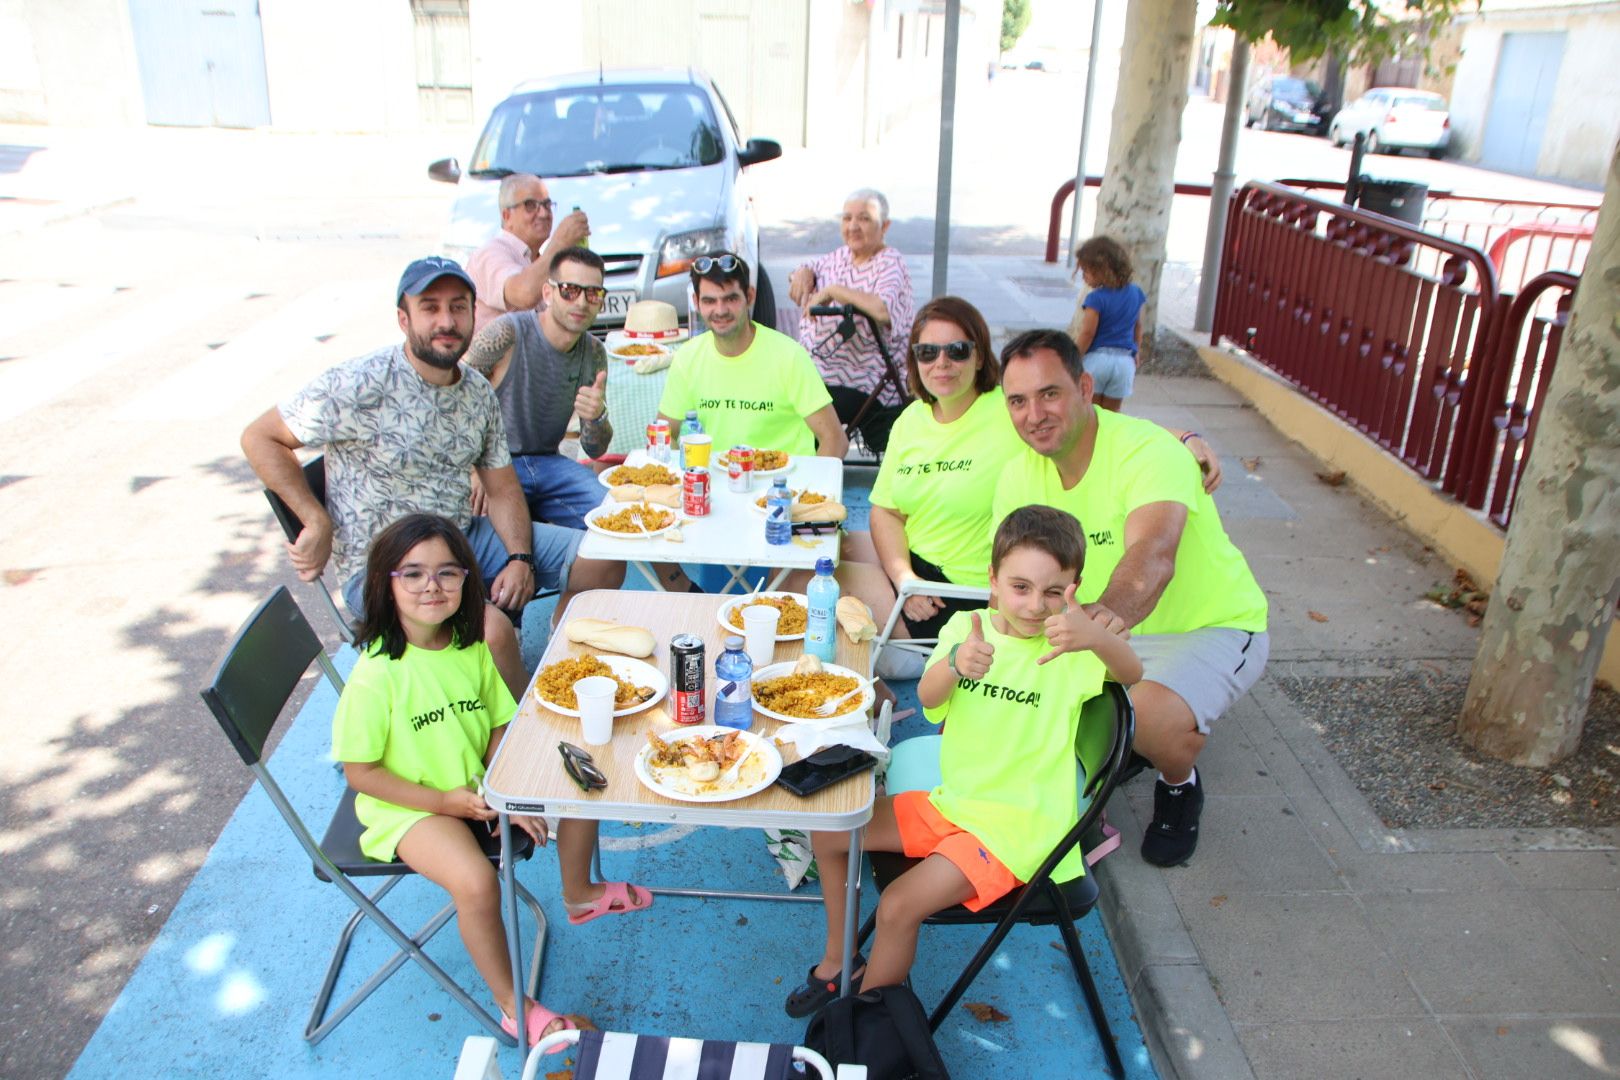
{"left": 749, "top": 661, "right": 874, "bottom": 727}
{"left": 598, "top": 451, "right": 682, "bottom": 490}
{"left": 634, "top": 726, "right": 784, "bottom": 802}
{"left": 716, "top": 592, "right": 810, "bottom": 642}
{"left": 583, "top": 503, "right": 680, "bottom": 540}
{"left": 715, "top": 451, "right": 792, "bottom": 479}
{"left": 747, "top": 489, "right": 835, "bottom": 515}
{"left": 532, "top": 655, "right": 668, "bottom": 718}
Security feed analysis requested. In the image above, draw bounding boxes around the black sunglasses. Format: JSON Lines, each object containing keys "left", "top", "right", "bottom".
{"left": 911, "top": 340, "right": 975, "bottom": 364}
{"left": 692, "top": 253, "right": 741, "bottom": 274}
{"left": 558, "top": 742, "right": 608, "bottom": 792}
{"left": 550, "top": 280, "right": 608, "bottom": 304}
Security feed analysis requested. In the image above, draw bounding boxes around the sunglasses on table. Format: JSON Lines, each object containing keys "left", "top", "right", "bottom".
{"left": 511, "top": 198, "right": 557, "bottom": 214}
{"left": 691, "top": 253, "right": 741, "bottom": 274}
{"left": 550, "top": 280, "right": 609, "bottom": 304}
{"left": 910, "top": 340, "right": 975, "bottom": 365}
{"left": 558, "top": 742, "right": 608, "bottom": 792}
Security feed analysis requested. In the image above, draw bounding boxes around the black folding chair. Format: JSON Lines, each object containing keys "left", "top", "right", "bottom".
{"left": 199, "top": 587, "right": 549, "bottom": 1046}
{"left": 806, "top": 302, "right": 910, "bottom": 463}
{"left": 856, "top": 681, "right": 1136, "bottom": 1079}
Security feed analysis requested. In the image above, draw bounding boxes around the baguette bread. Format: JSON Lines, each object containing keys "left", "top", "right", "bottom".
{"left": 792, "top": 500, "right": 848, "bottom": 523}
{"left": 835, "top": 596, "right": 876, "bottom": 643}
{"left": 563, "top": 618, "right": 656, "bottom": 658}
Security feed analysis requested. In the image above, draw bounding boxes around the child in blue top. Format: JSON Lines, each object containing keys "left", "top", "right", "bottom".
{"left": 1073, "top": 235, "right": 1146, "bottom": 412}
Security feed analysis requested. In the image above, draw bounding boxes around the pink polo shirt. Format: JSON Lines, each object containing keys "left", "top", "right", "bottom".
{"left": 468, "top": 230, "right": 535, "bottom": 332}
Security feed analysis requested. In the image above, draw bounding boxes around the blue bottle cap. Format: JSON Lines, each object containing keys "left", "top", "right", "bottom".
{"left": 815, "top": 557, "right": 834, "bottom": 574}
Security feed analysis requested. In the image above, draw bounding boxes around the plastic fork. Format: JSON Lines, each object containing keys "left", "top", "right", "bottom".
{"left": 814, "top": 684, "right": 866, "bottom": 717}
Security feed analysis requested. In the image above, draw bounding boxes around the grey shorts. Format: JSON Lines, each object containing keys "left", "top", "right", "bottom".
{"left": 1130, "top": 627, "right": 1269, "bottom": 734}
{"left": 1083, "top": 346, "right": 1136, "bottom": 399}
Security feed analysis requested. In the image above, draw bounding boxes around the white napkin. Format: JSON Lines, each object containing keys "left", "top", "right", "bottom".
{"left": 775, "top": 719, "right": 890, "bottom": 763}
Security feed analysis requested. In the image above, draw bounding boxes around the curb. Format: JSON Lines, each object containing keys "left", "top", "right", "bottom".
{"left": 1095, "top": 783, "right": 1257, "bottom": 1080}
{"left": 0, "top": 194, "right": 134, "bottom": 238}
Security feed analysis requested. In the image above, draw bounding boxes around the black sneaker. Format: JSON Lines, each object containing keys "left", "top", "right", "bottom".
{"left": 1141, "top": 773, "right": 1205, "bottom": 866}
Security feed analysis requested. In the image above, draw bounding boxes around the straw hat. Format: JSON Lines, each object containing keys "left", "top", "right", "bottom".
{"left": 624, "top": 300, "right": 681, "bottom": 338}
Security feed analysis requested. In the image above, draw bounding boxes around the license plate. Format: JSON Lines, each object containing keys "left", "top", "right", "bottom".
{"left": 595, "top": 290, "right": 639, "bottom": 322}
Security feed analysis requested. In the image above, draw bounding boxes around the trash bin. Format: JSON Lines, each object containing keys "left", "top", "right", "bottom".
{"left": 1356, "top": 178, "right": 1428, "bottom": 226}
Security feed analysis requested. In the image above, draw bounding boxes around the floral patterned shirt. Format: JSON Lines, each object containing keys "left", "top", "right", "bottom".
{"left": 279, "top": 345, "right": 510, "bottom": 584}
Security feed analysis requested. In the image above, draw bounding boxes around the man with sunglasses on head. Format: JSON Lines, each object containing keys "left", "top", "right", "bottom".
{"left": 658, "top": 253, "right": 849, "bottom": 461}
{"left": 466, "top": 247, "right": 612, "bottom": 530}
{"left": 468, "top": 173, "right": 591, "bottom": 332}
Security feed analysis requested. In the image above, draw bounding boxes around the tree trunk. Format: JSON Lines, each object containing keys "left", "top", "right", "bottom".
{"left": 1075, "top": 0, "right": 1197, "bottom": 363}
{"left": 1458, "top": 138, "right": 1620, "bottom": 767}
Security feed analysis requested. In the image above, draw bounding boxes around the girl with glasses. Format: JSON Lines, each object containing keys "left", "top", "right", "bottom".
{"left": 331, "top": 514, "right": 585, "bottom": 1049}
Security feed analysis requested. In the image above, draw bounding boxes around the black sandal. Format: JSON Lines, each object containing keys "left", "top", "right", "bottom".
{"left": 784, "top": 954, "right": 865, "bottom": 1018}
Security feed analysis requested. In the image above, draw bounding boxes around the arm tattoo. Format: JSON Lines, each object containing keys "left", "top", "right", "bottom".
{"left": 466, "top": 317, "right": 516, "bottom": 374}
{"left": 579, "top": 411, "right": 613, "bottom": 458}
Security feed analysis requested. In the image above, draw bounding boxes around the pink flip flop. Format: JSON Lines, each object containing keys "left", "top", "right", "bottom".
{"left": 566, "top": 880, "right": 654, "bottom": 926}
{"left": 501, "top": 1000, "right": 577, "bottom": 1052}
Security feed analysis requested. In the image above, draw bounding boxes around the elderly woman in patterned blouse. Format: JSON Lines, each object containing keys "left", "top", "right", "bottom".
{"left": 788, "top": 188, "right": 915, "bottom": 453}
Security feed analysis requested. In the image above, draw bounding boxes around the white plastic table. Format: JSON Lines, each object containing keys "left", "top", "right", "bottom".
{"left": 577, "top": 455, "right": 844, "bottom": 593}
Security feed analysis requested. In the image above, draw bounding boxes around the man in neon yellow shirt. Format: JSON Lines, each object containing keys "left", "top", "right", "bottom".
{"left": 658, "top": 253, "right": 849, "bottom": 461}
{"left": 993, "top": 329, "right": 1270, "bottom": 867}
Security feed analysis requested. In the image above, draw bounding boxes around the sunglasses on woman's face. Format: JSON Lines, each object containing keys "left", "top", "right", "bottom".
{"left": 550, "top": 280, "right": 608, "bottom": 305}
{"left": 691, "top": 253, "right": 740, "bottom": 274}
{"left": 911, "top": 340, "right": 975, "bottom": 365}
{"left": 558, "top": 742, "right": 608, "bottom": 792}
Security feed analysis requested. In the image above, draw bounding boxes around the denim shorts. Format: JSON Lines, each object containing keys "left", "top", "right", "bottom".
{"left": 342, "top": 515, "right": 583, "bottom": 613}
{"left": 1083, "top": 346, "right": 1136, "bottom": 399}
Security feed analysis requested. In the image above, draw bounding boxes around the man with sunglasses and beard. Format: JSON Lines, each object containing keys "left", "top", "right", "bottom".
{"left": 657, "top": 252, "right": 848, "bottom": 462}
{"left": 242, "top": 256, "right": 624, "bottom": 700}
{"left": 466, "top": 247, "right": 612, "bottom": 530}
{"left": 468, "top": 173, "right": 591, "bottom": 332}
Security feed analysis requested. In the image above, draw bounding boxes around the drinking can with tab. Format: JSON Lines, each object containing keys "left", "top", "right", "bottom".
{"left": 726, "top": 445, "right": 754, "bottom": 493}
{"left": 670, "top": 634, "right": 706, "bottom": 725}
{"left": 682, "top": 466, "right": 711, "bottom": 516}
{"left": 646, "top": 419, "right": 672, "bottom": 463}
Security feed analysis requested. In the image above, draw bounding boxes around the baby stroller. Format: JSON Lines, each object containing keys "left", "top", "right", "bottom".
{"left": 805, "top": 302, "right": 910, "bottom": 464}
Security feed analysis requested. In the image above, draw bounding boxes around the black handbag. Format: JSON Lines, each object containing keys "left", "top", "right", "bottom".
{"left": 805, "top": 985, "right": 952, "bottom": 1080}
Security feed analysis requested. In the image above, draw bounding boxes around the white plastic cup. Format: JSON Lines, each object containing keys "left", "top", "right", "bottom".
{"left": 574, "top": 676, "right": 617, "bottom": 746}
{"left": 741, "top": 604, "right": 782, "bottom": 667}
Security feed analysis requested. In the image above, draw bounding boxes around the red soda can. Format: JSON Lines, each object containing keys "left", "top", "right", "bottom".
{"left": 682, "top": 466, "right": 711, "bottom": 516}
{"left": 670, "top": 633, "right": 706, "bottom": 724}
{"left": 727, "top": 445, "right": 754, "bottom": 493}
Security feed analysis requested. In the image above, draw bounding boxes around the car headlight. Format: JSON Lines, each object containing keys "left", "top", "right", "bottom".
{"left": 657, "top": 227, "right": 731, "bottom": 278}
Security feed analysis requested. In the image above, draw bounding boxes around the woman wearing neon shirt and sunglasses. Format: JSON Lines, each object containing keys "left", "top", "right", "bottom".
{"left": 835, "top": 296, "right": 1222, "bottom": 676}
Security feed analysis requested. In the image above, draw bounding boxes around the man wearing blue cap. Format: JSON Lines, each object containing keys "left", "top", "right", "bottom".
{"left": 242, "top": 256, "right": 624, "bottom": 695}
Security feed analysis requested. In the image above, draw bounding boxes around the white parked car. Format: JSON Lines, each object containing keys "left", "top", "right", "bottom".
{"left": 427, "top": 68, "right": 782, "bottom": 329}
{"left": 1328, "top": 87, "right": 1451, "bottom": 158}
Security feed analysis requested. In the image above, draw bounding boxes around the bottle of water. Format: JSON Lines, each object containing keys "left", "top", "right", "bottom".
{"left": 805, "top": 557, "right": 840, "bottom": 663}
{"left": 714, "top": 636, "right": 753, "bottom": 730}
{"left": 571, "top": 205, "right": 589, "bottom": 248}
{"left": 678, "top": 410, "right": 703, "bottom": 464}
{"left": 765, "top": 477, "right": 792, "bottom": 546}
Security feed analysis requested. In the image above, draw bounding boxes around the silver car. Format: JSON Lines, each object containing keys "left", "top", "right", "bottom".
{"left": 427, "top": 68, "right": 782, "bottom": 329}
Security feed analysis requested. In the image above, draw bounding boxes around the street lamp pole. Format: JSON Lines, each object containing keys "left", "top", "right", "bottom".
{"left": 932, "top": 0, "right": 961, "bottom": 298}
{"left": 1066, "top": 0, "right": 1106, "bottom": 269}
{"left": 1194, "top": 35, "right": 1249, "bottom": 332}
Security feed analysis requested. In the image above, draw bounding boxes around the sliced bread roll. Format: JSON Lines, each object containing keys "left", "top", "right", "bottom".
{"left": 642, "top": 484, "right": 682, "bottom": 508}
{"left": 564, "top": 618, "right": 656, "bottom": 658}
{"left": 835, "top": 596, "right": 877, "bottom": 643}
{"left": 792, "top": 500, "right": 848, "bottom": 523}
{"left": 608, "top": 483, "right": 645, "bottom": 502}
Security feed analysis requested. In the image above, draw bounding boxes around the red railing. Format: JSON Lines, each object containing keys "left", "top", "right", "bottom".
{"left": 1045, "top": 176, "right": 1214, "bottom": 263}
{"left": 1211, "top": 181, "right": 1581, "bottom": 529}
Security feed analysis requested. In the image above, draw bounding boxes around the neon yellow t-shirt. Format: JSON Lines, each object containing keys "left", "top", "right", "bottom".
{"left": 331, "top": 640, "right": 516, "bottom": 861}
{"left": 921, "top": 611, "right": 1106, "bottom": 883}
{"left": 658, "top": 324, "right": 833, "bottom": 458}
{"left": 991, "top": 408, "right": 1267, "bottom": 636}
{"left": 869, "top": 389, "right": 1026, "bottom": 586}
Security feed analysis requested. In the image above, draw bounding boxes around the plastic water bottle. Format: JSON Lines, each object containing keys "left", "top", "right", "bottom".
{"left": 805, "top": 557, "right": 840, "bottom": 663}
{"left": 680, "top": 411, "right": 702, "bottom": 443}
{"left": 571, "top": 205, "right": 589, "bottom": 248}
{"left": 714, "top": 636, "right": 754, "bottom": 730}
{"left": 765, "top": 477, "right": 792, "bottom": 546}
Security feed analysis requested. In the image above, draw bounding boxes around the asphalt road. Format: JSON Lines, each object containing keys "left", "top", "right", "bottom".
{"left": 0, "top": 75, "right": 1599, "bottom": 1078}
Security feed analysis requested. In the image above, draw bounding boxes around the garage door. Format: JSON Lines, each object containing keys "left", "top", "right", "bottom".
{"left": 1480, "top": 31, "right": 1565, "bottom": 176}
{"left": 126, "top": 0, "right": 271, "bottom": 128}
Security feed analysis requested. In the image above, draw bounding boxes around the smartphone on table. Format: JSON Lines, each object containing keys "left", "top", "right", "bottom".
{"left": 776, "top": 744, "right": 879, "bottom": 797}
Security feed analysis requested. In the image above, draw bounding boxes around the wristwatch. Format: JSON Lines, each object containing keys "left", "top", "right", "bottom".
{"left": 504, "top": 552, "right": 535, "bottom": 571}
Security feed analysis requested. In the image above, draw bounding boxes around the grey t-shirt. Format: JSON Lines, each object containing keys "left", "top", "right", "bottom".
{"left": 278, "top": 344, "right": 509, "bottom": 583}
{"left": 484, "top": 312, "right": 609, "bottom": 456}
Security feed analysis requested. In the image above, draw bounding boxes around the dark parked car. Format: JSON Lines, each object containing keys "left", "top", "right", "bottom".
{"left": 1245, "top": 75, "right": 1331, "bottom": 135}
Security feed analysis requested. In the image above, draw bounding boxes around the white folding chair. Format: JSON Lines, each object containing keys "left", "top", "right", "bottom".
{"left": 869, "top": 577, "right": 990, "bottom": 745}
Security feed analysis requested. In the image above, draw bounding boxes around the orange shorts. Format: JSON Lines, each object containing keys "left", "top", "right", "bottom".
{"left": 891, "top": 790, "right": 1021, "bottom": 912}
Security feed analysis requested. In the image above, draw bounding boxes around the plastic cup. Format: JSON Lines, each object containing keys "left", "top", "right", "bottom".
{"left": 683, "top": 432, "right": 712, "bottom": 469}
{"left": 741, "top": 604, "right": 782, "bottom": 667}
{"left": 574, "top": 676, "right": 618, "bottom": 746}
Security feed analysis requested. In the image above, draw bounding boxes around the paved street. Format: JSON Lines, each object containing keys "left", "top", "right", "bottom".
{"left": 0, "top": 77, "right": 1611, "bottom": 1078}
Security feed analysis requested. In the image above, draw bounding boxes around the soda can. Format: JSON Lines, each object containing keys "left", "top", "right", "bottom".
{"left": 647, "top": 419, "right": 672, "bottom": 463}
{"left": 727, "top": 445, "right": 754, "bottom": 493}
{"left": 670, "top": 633, "right": 706, "bottom": 725}
{"left": 682, "top": 466, "right": 711, "bottom": 516}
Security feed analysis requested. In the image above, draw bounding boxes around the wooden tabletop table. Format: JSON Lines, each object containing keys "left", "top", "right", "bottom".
{"left": 483, "top": 588, "right": 876, "bottom": 1043}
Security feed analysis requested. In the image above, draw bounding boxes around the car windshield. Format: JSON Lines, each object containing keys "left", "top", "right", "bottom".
{"left": 467, "top": 84, "right": 726, "bottom": 178}
{"left": 1272, "top": 77, "right": 1321, "bottom": 102}
{"left": 1392, "top": 93, "right": 1447, "bottom": 111}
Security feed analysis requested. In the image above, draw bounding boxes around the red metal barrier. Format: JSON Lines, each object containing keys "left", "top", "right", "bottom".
{"left": 1212, "top": 181, "right": 1584, "bottom": 528}
{"left": 1045, "top": 176, "right": 1213, "bottom": 263}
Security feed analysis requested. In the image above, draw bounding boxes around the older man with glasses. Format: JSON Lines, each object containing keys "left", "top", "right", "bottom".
{"left": 468, "top": 173, "right": 592, "bottom": 332}
{"left": 466, "top": 247, "right": 613, "bottom": 530}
